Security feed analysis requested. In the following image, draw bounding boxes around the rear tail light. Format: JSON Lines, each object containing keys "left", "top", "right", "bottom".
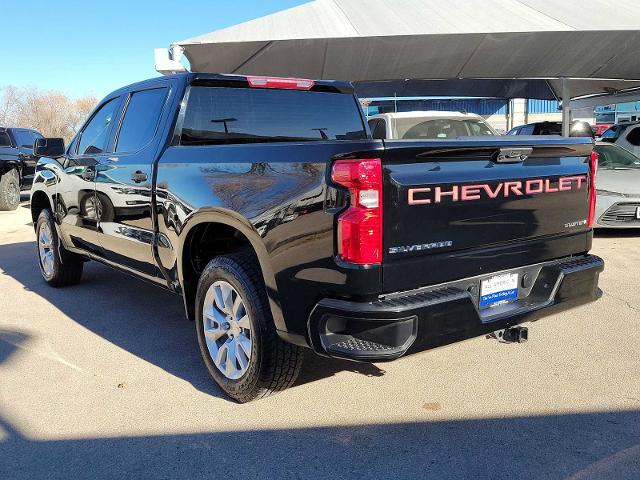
{"left": 246, "top": 76, "right": 315, "bottom": 90}
{"left": 331, "top": 159, "right": 383, "bottom": 264}
{"left": 587, "top": 150, "right": 598, "bottom": 227}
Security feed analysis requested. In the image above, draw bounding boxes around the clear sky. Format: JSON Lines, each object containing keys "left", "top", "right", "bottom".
{"left": 0, "top": 0, "right": 310, "bottom": 100}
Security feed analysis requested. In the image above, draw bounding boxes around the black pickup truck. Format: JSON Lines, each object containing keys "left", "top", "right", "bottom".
{"left": 30, "top": 73, "right": 603, "bottom": 402}
{"left": 0, "top": 127, "right": 43, "bottom": 210}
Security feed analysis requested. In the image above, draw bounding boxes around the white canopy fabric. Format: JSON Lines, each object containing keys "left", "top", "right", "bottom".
{"left": 173, "top": 0, "right": 640, "bottom": 100}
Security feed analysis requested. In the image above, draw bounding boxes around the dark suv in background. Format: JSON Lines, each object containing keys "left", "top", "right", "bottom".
{"left": 507, "top": 121, "right": 593, "bottom": 137}
{"left": 0, "top": 127, "right": 43, "bottom": 210}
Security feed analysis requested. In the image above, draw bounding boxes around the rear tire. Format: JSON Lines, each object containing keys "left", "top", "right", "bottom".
{"left": 0, "top": 168, "right": 20, "bottom": 211}
{"left": 36, "top": 209, "right": 84, "bottom": 287}
{"left": 195, "top": 251, "right": 304, "bottom": 403}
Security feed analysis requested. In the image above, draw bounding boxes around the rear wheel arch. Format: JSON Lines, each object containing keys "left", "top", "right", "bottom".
{"left": 177, "top": 213, "right": 283, "bottom": 330}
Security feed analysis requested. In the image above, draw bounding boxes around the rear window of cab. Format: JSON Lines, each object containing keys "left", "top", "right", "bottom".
{"left": 180, "top": 86, "right": 367, "bottom": 145}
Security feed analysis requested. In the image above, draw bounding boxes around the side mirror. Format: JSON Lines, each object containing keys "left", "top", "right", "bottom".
{"left": 34, "top": 138, "right": 65, "bottom": 158}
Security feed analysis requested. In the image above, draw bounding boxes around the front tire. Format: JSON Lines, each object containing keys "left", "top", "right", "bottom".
{"left": 36, "top": 209, "right": 84, "bottom": 287}
{"left": 0, "top": 168, "right": 20, "bottom": 211}
{"left": 195, "top": 252, "right": 304, "bottom": 402}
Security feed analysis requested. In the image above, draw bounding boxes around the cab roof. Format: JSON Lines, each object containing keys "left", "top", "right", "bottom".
{"left": 106, "top": 72, "right": 355, "bottom": 100}
{"left": 369, "top": 111, "right": 484, "bottom": 120}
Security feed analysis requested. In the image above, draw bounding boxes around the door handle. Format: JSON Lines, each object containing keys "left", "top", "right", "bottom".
{"left": 131, "top": 171, "right": 148, "bottom": 183}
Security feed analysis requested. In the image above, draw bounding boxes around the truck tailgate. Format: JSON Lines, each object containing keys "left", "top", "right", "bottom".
{"left": 382, "top": 137, "right": 594, "bottom": 292}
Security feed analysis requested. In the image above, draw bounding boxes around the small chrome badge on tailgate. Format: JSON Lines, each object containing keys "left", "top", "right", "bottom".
{"left": 495, "top": 147, "right": 533, "bottom": 163}
{"left": 388, "top": 240, "right": 453, "bottom": 254}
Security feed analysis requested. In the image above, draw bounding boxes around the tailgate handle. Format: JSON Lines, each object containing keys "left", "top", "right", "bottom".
{"left": 494, "top": 147, "right": 533, "bottom": 163}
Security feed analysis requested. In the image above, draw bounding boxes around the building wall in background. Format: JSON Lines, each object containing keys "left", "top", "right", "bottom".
{"left": 596, "top": 102, "right": 640, "bottom": 124}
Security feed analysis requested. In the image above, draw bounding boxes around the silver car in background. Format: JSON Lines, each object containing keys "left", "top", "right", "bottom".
{"left": 594, "top": 142, "right": 640, "bottom": 228}
{"left": 367, "top": 111, "right": 498, "bottom": 140}
{"left": 600, "top": 121, "right": 640, "bottom": 157}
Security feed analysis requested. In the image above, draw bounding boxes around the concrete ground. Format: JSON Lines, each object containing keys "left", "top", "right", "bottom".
{"left": 0, "top": 196, "right": 638, "bottom": 480}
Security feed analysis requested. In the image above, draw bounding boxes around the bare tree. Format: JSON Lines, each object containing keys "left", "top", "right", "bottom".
{"left": 0, "top": 86, "right": 21, "bottom": 126}
{"left": 0, "top": 85, "right": 97, "bottom": 143}
{"left": 69, "top": 96, "right": 98, "bottom": 136}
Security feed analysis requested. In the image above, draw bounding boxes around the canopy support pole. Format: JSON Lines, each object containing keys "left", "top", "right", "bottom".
{"left": 561, "top": 78, "right": 571, "bottom": 137}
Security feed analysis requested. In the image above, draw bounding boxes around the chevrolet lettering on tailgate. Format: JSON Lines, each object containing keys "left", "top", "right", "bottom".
{"left": 408, "top": 175, "right": 587, "bottom": 205}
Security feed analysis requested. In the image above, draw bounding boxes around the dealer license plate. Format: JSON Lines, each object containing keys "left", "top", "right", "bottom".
{"left": 479, "top": 273, "right": 518, "bottom": 308}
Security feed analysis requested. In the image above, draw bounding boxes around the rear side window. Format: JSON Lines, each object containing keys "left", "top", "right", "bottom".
{"left": 78, "top": 98, "right": 120, "bottom": 155}
{"left": 519, "top": 125, "right": 535, "bottom": 135}
{"left": 625, "top": 126, "right": 640, "bottom": 146}
{"left": 368, "top": 118, "right": 387, "bottom": 139}
{"left": 372, "top": 119, "right": 387, "bottom": 139}
{"left": 367, "top": 119, "right": 379, "bottom": 135}
{"left": 116, "top": 88, "right": 168, "bottom": 153}
{"left": 180, "top": 86, "right": 366, "bottom": 145}
{"left": 534, "top": 124, "right": 561, "bottom": 135}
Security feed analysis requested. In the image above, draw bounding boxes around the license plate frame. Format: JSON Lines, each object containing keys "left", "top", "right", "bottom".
{"left": 479, "top": 273, "right": 519, "bottom": 308}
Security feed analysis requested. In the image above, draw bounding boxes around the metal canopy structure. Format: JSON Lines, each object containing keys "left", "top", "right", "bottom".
{"left": 351, "top": 79, "right": 640, "bottom": 102}
{"left": 168, "top": 0, "right": 640, "bottom": 133}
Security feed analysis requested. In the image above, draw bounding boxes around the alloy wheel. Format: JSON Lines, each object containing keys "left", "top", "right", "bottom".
{"left": 7, "top": 181, "right": 19, "bottom": 207}
{"left": 202, "top": 280, "right": 252, "bottom": 380}
{"left": 38, "top": 222, "right": 55, "bottom": 278}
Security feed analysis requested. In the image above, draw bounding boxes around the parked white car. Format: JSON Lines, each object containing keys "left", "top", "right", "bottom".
{"left": 593, "top": 142, "right": 640, "bottom": 228}
{"left": 367, "top": 111, "right": 498, "bottom": 140}
{"left": 600, "top": 121, "right": 640, "bottom": 156}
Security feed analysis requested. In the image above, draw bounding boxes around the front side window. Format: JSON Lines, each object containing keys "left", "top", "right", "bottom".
{"left": 180, "top": 86, "right": 366, "bottom": 145}
{"left": 13, "top": 130, "right": 37, "bottom": 148}
{"left": 78, "top": 98, "right": 120, "bottom": 155}
{"left": 467, "top": 120, "right": 495, "bottom": 136}
{"left": 116, "top": 88, "right": 168, "bottom": 153}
